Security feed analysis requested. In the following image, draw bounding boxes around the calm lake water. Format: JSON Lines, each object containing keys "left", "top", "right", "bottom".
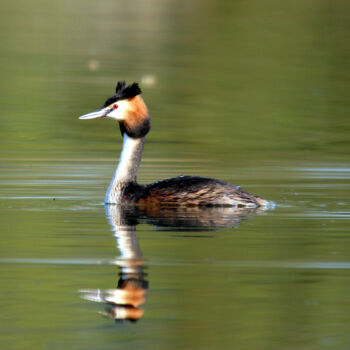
{"left": 1, "top": 0, "right": 350, "bottom": 349}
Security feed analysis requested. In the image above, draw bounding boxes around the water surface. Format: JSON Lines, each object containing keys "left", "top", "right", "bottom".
{"left": 1, "top": 0, "right": 350, "bottom": 349}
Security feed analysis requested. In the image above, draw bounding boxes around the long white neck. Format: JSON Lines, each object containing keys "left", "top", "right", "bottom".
{"left": 105, "top": 133, "right": 145, "bottom": 204}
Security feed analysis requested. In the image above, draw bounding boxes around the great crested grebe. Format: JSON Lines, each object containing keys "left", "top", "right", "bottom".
{"left": 79, "top": 81, "right": 269, "bottom": 208}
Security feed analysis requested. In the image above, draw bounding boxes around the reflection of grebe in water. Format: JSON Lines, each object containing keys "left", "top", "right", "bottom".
{"left": 79, "top": 204, "right": 266, "bottom": 323}
{"left": 79, "top": 81, "right": 272, "bottom": 208}
{"left": 80, "top": 205, "right": 149, "bottom": 323}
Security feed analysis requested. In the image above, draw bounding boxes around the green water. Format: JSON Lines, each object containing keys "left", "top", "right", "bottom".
{"left": 1, "top": 0, "right": 350, "bottom": 349}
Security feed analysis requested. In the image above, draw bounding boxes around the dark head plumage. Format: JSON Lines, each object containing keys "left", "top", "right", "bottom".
{"left": 103, "top": 81, "right": 142, "bottom": 108}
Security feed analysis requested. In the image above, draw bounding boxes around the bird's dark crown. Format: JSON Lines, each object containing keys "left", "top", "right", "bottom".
{"left": 103, "top": 81, "right": 142, "bottom": 108}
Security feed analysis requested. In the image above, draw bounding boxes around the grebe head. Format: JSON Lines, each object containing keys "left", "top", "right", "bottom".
{"left": 79, "top": 81, "right": 150, "bottom": 138}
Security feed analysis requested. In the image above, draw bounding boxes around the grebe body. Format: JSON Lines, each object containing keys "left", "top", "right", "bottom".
{"left": 79, "top": 81, "right": 269, "bottom": 209}
{"left": 107, "top": 173, "right": 267, "bottom": 208}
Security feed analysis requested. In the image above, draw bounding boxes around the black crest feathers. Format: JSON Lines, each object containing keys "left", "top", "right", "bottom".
{"left": 103, "top": 81, "right": 142, "bottom": 107}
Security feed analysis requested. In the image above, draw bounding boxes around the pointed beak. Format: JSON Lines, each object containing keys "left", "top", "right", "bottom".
{"left": 79, "top": 107, "right": 111, "bottom": 120}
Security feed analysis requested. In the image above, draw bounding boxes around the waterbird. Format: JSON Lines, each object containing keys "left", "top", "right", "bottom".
{"left": 79, "top": 81, "right": 271, "bottom": 208}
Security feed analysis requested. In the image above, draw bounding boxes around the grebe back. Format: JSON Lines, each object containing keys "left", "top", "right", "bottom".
{"left": 79, "top": 81, "right": 270, "bottom": 208}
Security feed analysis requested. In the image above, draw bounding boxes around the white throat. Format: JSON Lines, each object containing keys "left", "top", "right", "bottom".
{"left": 105, "top": 134, "right": 145, "bottom": 204}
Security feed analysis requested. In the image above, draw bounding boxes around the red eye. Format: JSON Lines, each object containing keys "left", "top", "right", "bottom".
{"left": 113, "top": 104, "right": 118, "bottom": 109}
